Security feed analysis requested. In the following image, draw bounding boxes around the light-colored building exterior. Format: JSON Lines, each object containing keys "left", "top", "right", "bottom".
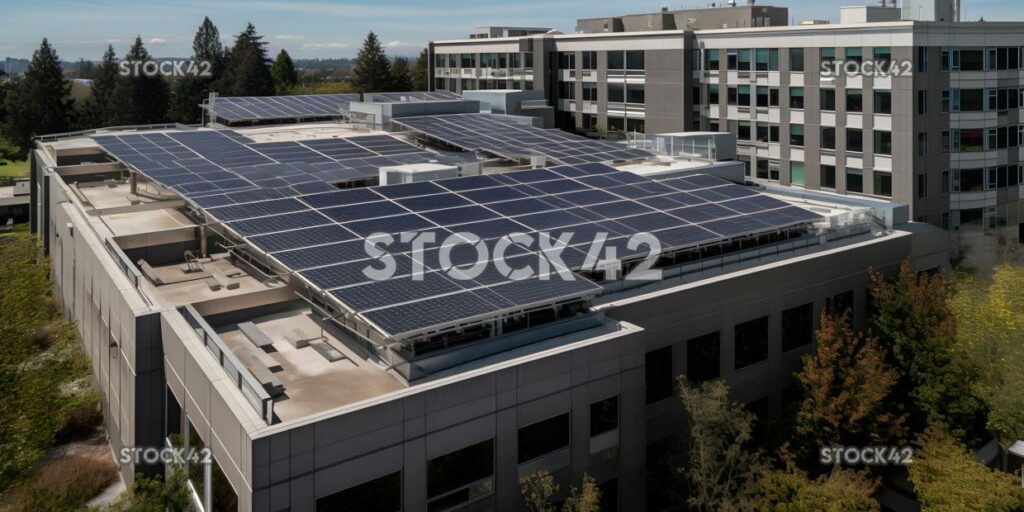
{"left": 429, "top": 7, "right": 1024, "bottom": 262}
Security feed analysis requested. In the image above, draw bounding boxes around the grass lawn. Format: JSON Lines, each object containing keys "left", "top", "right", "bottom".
{"left": 0, "top": 160, "right": 30, "bottom": 179}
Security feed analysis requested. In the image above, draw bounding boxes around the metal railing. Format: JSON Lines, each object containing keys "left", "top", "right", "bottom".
{"left": 34, "top": 123, "right": 195, "bottom": 143}
{"left": 103, "top": 239, "right": 142, "bottom": 289}
{"left": 178, "top": 305, "right": 275, "bottom": 425}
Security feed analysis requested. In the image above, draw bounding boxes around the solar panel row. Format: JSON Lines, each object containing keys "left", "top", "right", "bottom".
{"left": 366, "top": 91, "right": 463, "bottom": 103}
{"left": 199, "top": 94, "right": 361, "bottom": 122}
{"left": 394, "top": 114, "right": 653, "bottom": 165}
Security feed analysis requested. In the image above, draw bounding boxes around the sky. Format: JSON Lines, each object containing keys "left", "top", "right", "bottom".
{"left": 0, "top": 0, "right": 1020, "bottom": 61}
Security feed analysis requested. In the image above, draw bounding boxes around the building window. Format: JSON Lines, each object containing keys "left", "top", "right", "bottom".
{"left": 756, "top": 159, "right": 770, "bottom": 179}
{"left": 427, "top": 439, "right": 494, "bottom": 510}
{"left": 645, "top": 346, "right": 673, "bottom": 404}
{"left": 727, "top": 87, "right": 738, "bottom": 105}
{"left": 735, "top": 316, "right": 769, "bottom": 370}
{"left": 821, "top": 164, "right": 837, "bottom": 188}
{"left": 821, "top": 127, "right": 836, "bottom": 150}
{"left": 737, "top": 85, "right": 750, "bottom": 105}
{"left": 582, "top": 83, "right": 597, "bottom": 101}
{"left": 737, "top": 121, "right": 751, "bottom": 140}
{"left": 727, "top": 49, "right": 738, "bottom": 70}
{"left": 846, "top": 89, "right": 863, "bottom": 112}
{"left": 590, "top": 397, "right": 618, "bottom": 436}
{"left": 608, "top": 83, "right": 624, "bottom": 103}
{"left": 940, "top": 90, "right": 950, "bottom": 112}
{"left": 626, "top": 50, "right": 644, "bottom": 70}
{"left": 789, "top": 87, "right": 804, "bottom": 109}
{"left": 461, "top": 53, "right": 476, "bottom": 68}
{"left": 959, "top": 49, "right": 984, "bottom": 71}
{"left": 790, "top": 48, "right": 804, "bottom": 72}
{"left": 708, "top": 84, "right": 719, "bottom": 104}
{"left": 316, "top": 472, "right": 402, "bottom": 512}
{"left": 687, "top": 331, "right": 720, "bottom": 383}
{"left": 781, "top": 303, "right": 814, "bottom": 352}
{"left": 957, "top": 168, "right": 985, "bottom": 192}
{"left": 874, "top": 47, "right": 892, "bottom": 67}
{"left": 626, "top": 84, "right": 645, "bottom": 104}
{"left": 846, "top": 47, "right": 863, "bottom": 64}
{"left": 737, "top": 49, "right": 751, "bottom": 71}
{"left": 917, "top": 131, "right": 928, "bottom": 156}
{"left": 518, "top": 414, "right": 571, "bottom": 463}
{"left": 559, "top": 81, "right": 575, "bottom": 101}
{"left": 826, "top": 290, "right": 854, "bottom": 317}
{"left": 821, "top": 89, "right": 836, "bottom": 111}
{"left": 846, "top": 168, "right": 864, "bottom": 193}
{"left": 874, "top": 90, "right": 892, "bottom": 114}
{"left": 790, "top": 124, "right": 804, "bottom": 146}
{"left": 917, "top": 46, "right": 929, "bottom": 72}
{"left": 874, "top": 130, "right": 892, "bottom": 155}
{"left": 582, "top": 51, "right": 597, "bottom": 70}
{"left": 820, "top": 47, "right": 836, "bottom": 65}
{"left": 706, "top": 49, "right": 720, "bottom": 70}
{"left": 848, "top": 129, "right": 863, "bottom": 152}
{"left": 874, "top": 171, "right": 893, "bottom": 197}
{"left": 916, "top": 90, "right": 928, "bottom": 115}
{"left": 791, "top": 161, "right": 805, "bottom": 185}
{"left": 918, "top": 173, "right": 928, "bottom": 199}
{"left": 756, "top": 86, "right": 770, "bottom": 107}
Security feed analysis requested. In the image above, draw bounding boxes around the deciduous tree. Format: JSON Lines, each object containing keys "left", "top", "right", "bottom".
{"left": 756, "top": 463, "right": 879, "bottom": 512}
{"left": 793, "top": 312, "right": 907, "bottom": 463}
{"left": 520, "top": 471, "right": 603, "bottom": 512}
{"left": 869, "top": 261, "right": 987, "bottom": 444}
{"left": 908, "top": 424, "right": 1024, "bottom": 512}
{"left": 2, "top": 38, "right": 73, "bottom": 151}
{"left": 676, "top": 377, "right": 764, "bottom": 512}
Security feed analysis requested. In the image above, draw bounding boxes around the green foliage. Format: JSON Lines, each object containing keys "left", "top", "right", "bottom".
{"left": 271, "top": 49, "right": 299, "bottom": 95}
{"left": 908, "top": 425, "right": 1024, "bottom": 512}
{"left": 411, "top": 47, "right": 430, "bottom": 91}
{"left": 192, "top": 17, "right": 225, "bottom": 78}
{"left": 107, "top": 37, "right": 170, "bottom": 125}
{"left": 350, "top": 32, "right": 393, "bottom": 93}
{"left": 388, "top": 57, "right": 413, "bottom": 92}
{"left": 0, "top": 233, "right": 93, "bottom": 492}
{"left": 676, "top": 377, "right": 764, "bottom": 512}
{"left": 0, "top": 135, "right": 21, "bottom": 161}
{"left": 520, "top": 470, "right": 603, "bottom": 512}
{"left": 102, "top": 466, "right": 191, "bottom": 512}
{"left": 792, "top": 311, "right": 907, "bottom": 463}
{"left": 78, "top": 45, "right": 118, "bottom": 129}
{"left": 756, "top": 464, "right": 879, "bottom": 512}
{"left": 869, "top": 261, "right": 987, "bottom": 444}
{"left": 215, "top": 23, "right": 274, "bottom": 97}
{"left": 168, "top": 18, "right": 225, "bottom": 124}
{"left": 951, "top": 264, "right": 1024, "bottom": 446}
{"left": 2, "top": 38, "right": 74, "bottom": 151}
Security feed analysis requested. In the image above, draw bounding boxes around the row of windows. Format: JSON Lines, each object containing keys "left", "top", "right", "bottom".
{"left": 754, "top": 160, "right": 891, "bottom": 196}
{"left": 557, "top": 50, "right": 644, "bottom": 71}
{"left": 709, "top": 84, "right": 894, "bottom": 114}
{"left": 434, "top": 52, "right": 534, "bottom": 69}
{"left": 940, "top": 87, "right": 1024, "bottom": 113}
{"left": 952, "top": 166, "right": 1022, "bottom": 193}
{"left": 941, "top": 47, "right": 1024, "bottom": 71}
{"left": 705, "top": 47, "right": 891, "bottom": 72}
{"left": 558, "top": 83, "right": 645, "bottom": 104}
{"left": 644, "top": 293, "right": 854, "bottom": 404}
{"left": 941, "top": 126, "right": 1024, "bottom": 153}
{"left": 720, "top": 119, "right": 893, "bottom": 157}
{"left": 435, "top": 78, "right": 533, "bottom": 91}
{"left": 318, "top": 397, "right": 620, "bottom": 511}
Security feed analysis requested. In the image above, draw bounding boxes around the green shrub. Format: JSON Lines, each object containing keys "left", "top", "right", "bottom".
{"left": 1, "top": 455, "right": 117, "bottom": 512}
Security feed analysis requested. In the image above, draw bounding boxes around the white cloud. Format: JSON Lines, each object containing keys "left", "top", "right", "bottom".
{"left": 148, "top": 37, "right": 167, "bottom": 45}
{"left": 385, "top": 40, "right": 421, "bottom": 49}
{"left": 275, "top": 35, "right": 307, "bottom": 41}
{"left": 300, "top": 42, "right": 350, "bottom": 50}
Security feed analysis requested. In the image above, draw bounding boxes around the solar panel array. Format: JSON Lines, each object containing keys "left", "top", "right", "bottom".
{"left": 94, "top": 128, "right": 821, "bottom": 341}
{"left": 367, "top": 91, "right": 463, "bottom": 103}
{"left": 394, "top": 114, "right": 653, "bottom": 165}
{"left": 92, "top": 131, "right": 444, "bottom": 201}
{"left": 199, "top": 94, "right": 361, "bottom": 122}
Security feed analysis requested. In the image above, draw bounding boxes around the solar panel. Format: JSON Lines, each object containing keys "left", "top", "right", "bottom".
{"left": 394, "top": 113, "right": 654, "bottom": 165}
{"left": 200, "top": 94, "right": 360, "bottom": 122}
{"left": 366, "top": 91, "right": 462, "bottom": 103}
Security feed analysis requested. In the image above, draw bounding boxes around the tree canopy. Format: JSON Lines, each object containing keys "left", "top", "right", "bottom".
{"left": 411, "top": 47, "right": 430, "bottom": 91}
{"left": 216, "top": 23, "right": 274, "bottom": 96}
{"left": 107, "top": 36, "right": 169, "bottom": 125}
{"left": 388, "top": 57, "right": 413, "bottom": 92}
{"left": 271, "top": 49, "right": 299, "bottom": 95}
{"left": 78, "top": 45, "right": 118, "bottom": 129}
{"left": 2, "top": 38, "right": 73, "bottom": 151}
{"left": 350, "top": 32, "right": 393, "bottom": 93}
{"left": 756, "top": 465, "right": 880, "bottom": 512}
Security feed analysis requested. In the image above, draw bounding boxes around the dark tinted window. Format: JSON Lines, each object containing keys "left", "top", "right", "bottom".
{"left": 427, "top": 439, "right": 493, "bottom": 499}
{"left": 826, "top": 290, "right": 854, "bottom": 317}
{"left": 645, "top": 346, "right": 673, "bottom": 404}
{"left": 518, "top": 414, "right": 570, "bottom": 463}
{"left": 735, "top": 316, "right": 769, "bottom": 369}
{"left": 687, "top": 331, "right": 720, "bottom": 383}
{"left": 781, "top": 303, "right": 814, "bottom": 352}
{"left": 317, "top": 471, "right": 402, "bottom": 512}
{"left": 590, "top": 396, "right": 619, "bottom": 436}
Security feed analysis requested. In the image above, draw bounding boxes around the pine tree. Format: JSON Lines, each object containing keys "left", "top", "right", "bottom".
{"left": 350, "top": 32, "right": 392, "bottom": 93}
{"left": 107, "top": 37, "right": 169, "bottom": 125}
{"left": 79, "top": 45, "right": 118, "bottom": 129}
{"left": 271, "top": 49, "right": 298, "bottom": 95}
{"left": 792, "top": 311, "right": 907, "bottom": 464}
{"left": 215, "top": 23, "right": 274, "bottom": 96}
{"left": 411, "top": 47, "right": 430, "bottom": 91}
{"left": 169, "top": 17, "right": 225, "bottom": 124}
{"left": 388, "top": 57, "right": 413, "bottom": 92}
{"left": 2, "top": 38, "right": 74, "bottom": 151}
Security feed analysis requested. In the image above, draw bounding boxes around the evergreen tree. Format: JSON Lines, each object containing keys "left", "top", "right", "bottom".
{"left": 388, "top": 57, "right": 413, "bottom": 92}
{"left": 79, "top": 45, "right": 118, "bottom": 129}
{"left": 271, "top": 49, "right": 298, "bottom": 95}
{"left": 411, "top": 47, "right": 430, "bottom": 91}
{"left": 215, "top": 23, "right": 274, "bottom": 96}
{"left": 792, "top": 312, "right": 908, "bottom": 465}
{"left": 107, "top": 37, "right": 169, "bottom": 125}
{"left": 869, "top": 261, "right": 988, "bottom": 444}
{"left": 350, "top": 32, "right": 392, "bottom": 93}
{"left": 2, "top": 38, "right": 74, "bottom": 151}
{"left": 169, "top": 17, "right": 225, "bottom": 124}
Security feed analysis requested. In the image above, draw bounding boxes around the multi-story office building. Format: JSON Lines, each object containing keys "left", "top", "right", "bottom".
{"left": 428, "top": 2, "right": 1024, "bottom": 259}
{"left": 30, "top": 101, "right": 944, "bottom": 510}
